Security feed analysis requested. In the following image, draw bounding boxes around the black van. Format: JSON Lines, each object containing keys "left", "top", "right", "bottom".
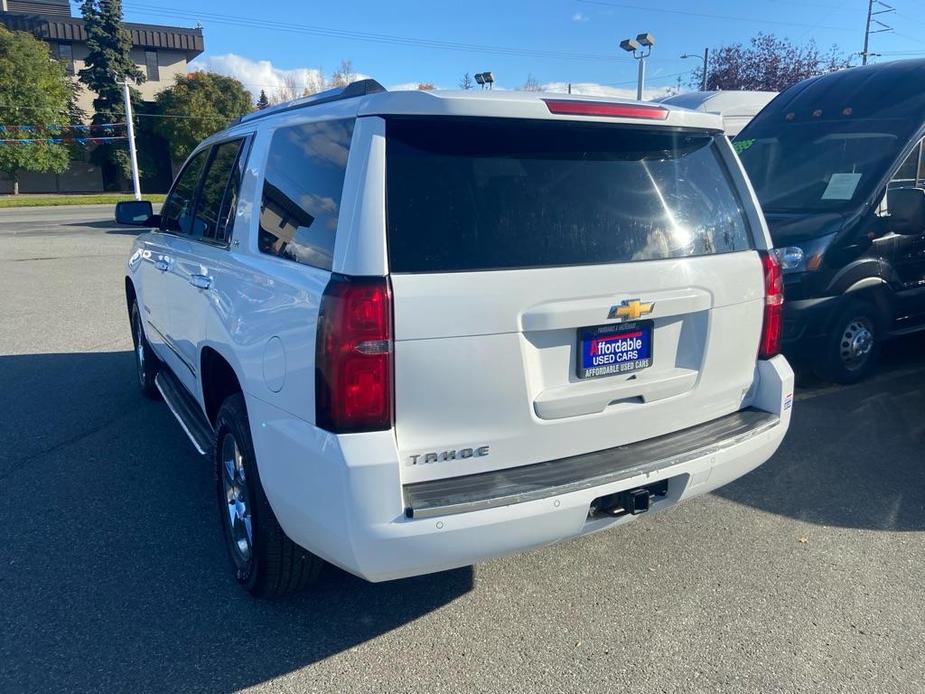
{"left": 736, "top": 59, "right": 925, "bottom": 383}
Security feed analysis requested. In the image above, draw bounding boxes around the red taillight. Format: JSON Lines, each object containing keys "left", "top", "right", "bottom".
{"left": 542, "top": 99, "right": 669, "bottom": 120}
{"left": 315, "top": 275, "right": 393, "bottom": 433}
{"left": 759, "top": 251, "right": 784, "bottom": 360}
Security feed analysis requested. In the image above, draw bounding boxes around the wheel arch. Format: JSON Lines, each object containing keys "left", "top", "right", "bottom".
{"left": 842, "top": 278, "right": 894, "bottom": 330}
{"left": 125, "top": 276, "right": 137, "bottom": 318}
{"left": 200, "top": 346, "right": 245, "bottom": 427}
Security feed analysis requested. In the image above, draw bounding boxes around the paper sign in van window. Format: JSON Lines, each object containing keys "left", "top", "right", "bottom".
{"left": 821, "top": 173, "right": 862, "bottom": 200}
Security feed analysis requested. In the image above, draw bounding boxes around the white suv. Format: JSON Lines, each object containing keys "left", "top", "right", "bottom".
{"left": 118, "top": 80, "right": 793, "bottom": 596}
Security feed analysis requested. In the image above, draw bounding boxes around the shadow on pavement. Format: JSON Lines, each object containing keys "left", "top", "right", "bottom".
{"left": 61, "top": 219, "right": 147, "bottom": 235}
{"left": 0, "top": 351, "right": 472, "bottom": 692}
{"left": 716, "top": 334, "right": 925, "bottom": 532}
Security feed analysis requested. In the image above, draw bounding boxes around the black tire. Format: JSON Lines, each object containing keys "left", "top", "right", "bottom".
{"left": 214, "top": 393, "right": 323, "bottom": 597}
{"left": 130, "top": 300, "right": 160, "bottom": 399}
{"left": 815, "top": 299, "right": 881, "bottom": 384}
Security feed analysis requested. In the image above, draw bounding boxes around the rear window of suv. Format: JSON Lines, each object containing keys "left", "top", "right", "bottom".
{"left": 386, "top": 117, "right": 754, "bottom": 273}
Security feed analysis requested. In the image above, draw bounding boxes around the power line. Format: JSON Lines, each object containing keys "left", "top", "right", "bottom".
{"left": 124, "top": 2, "right": 624, "bottom": 64}
{"left": 574, "top": 0, "right": 855, "bottom": 31}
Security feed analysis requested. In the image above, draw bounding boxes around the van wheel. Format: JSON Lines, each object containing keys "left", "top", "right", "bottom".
{"left": 816, "top": 300, "right": 880, "bottom": 384}
{"left": 214, "top": 393, "right": 323, "bottom": 597}
{"left": 130, "top": 301, "right": 159, "bottom": 399}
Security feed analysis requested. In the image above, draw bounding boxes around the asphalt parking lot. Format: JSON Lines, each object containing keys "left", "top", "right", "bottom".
{"left": 1, "top": 205, "right": 923, "bottom": 693}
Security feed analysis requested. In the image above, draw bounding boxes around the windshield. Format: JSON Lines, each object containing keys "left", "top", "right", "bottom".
{"left": 386, "top": 117, "right": 754, "bottom": 273}
{"left": 735, "top": 118, "right": 915, "bottom": 213}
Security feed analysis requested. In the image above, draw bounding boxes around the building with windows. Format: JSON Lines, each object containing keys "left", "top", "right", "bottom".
{"left": 0, "top": 0, "right": 204, "bottom": 193}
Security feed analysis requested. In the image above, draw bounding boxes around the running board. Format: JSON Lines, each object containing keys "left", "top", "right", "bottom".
{"left": 155, "top": 370, "right": 214, "bottom": 455}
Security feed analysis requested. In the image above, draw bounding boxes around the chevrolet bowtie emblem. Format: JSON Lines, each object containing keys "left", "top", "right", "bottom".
{"left": 608, "top": 298, "right": 655, "bottom": 321}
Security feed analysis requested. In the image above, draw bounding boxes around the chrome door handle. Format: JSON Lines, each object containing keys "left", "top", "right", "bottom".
{"left": 154, "top": 260, "right": 169, "bottom": 272}
{"left": 189, "top": 274, "right": 212, "bottom": 290}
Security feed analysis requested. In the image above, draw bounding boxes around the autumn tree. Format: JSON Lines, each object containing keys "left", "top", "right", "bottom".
{"left": 78, "top": 0, "right": 144, "bottom": 185}
{"left": 417, "top": 82, "right": 435, "bottom": 91}
{"left": 272, "top": 73, "right": 300, "bottom": 103}
{"left": 520, "top": 74, "right": 545, "bottom": 92}
{"left": 0, "top": 27, "right": 72, "bottom": 194}
{"left": 329, "top": 59, "right": 356, "bottom": 88}
{"left": 695, "top": 33, "right": 853, "bottom": 92}
{"left": 153, "top": 72, "right": 252, "bottom": 164}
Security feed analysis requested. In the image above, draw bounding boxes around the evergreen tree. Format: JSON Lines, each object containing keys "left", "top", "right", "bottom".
{"left": 78, "top": 0, "right": 144, "bottom": 186}
{"left": 256, "top": 89, "right": 270, "bottom": 110}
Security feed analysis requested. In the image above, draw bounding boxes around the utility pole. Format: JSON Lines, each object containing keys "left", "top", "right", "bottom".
{"left": 122, "top": 79, "right": 141, "bottom": 201}
{"left": 861, "top": 0, "right": 894, "bottom": 66}
{"left": 702, "top": 47, "right": 709, "bottom": 91}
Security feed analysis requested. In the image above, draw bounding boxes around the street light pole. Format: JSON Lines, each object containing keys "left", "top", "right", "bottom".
{"left": 636, "top": 57, "right": 645, "bottom": 101}
{"left": 621, "top": 33, "right": 655, "bottom": 101}
{"left": 681, "top": 49, "right": 710, "bottom": 91}
{"left": 122, "top": 78, "right": 141, "bottom": 201}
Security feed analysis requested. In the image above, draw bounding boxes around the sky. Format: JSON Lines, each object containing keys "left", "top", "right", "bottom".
{"left": 81, "top": 1, "right": 925, "bottom": 99}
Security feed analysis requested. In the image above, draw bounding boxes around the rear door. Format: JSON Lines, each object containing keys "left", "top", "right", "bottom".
{"left": 164, "top": 137, "right": 248, "bottom": 396}
{"left": 384, "top": 117, "right": 767, "bottom": 484}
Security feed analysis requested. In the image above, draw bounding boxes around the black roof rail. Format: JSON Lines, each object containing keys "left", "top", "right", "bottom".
{"left": 235, "top": 79, "right": 387, "bottom": 125}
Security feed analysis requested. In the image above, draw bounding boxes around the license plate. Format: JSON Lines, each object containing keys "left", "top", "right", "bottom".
{"left": 577, "top": 321, "right": 653, "bottom": 379}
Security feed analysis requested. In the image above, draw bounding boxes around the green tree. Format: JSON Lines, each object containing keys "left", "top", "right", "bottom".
{"left": 0, "top": 27, "right": 72, "bottom": 194}
{"left": 153, "top": 72, "right": 252, "bottom": 164}
{"left": 78, "top": 0, "right": 144, "bottom": 185}
{"left": 256, "top": 89, "right": 270, "bottom": 110}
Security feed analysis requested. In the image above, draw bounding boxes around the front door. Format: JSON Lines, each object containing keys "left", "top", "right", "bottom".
{"left": 154, "top": 147, "right": 209, "bottom": 386}
{"left": 885, "top": 139, "right": 925, "bottom": 321}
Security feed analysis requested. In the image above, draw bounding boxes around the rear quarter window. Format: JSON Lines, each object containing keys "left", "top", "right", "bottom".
{"left": 258, "top": 118, "right": 355, "bottom": 270}
{"left": 386, "top": 117, "right": 754, "bottom": 273}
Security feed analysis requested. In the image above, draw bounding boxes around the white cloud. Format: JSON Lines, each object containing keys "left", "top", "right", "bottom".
{"left": 388, "top": 82, "right": 425, "bottom": 92}
{"left": 572, "top": 12, "right": 589, "bottom": 22}
{"left": 189, "top": 54, "right": 368, "bottom": 102}
{"left": 542, "top": 82, "right": 676, "bottom": 101}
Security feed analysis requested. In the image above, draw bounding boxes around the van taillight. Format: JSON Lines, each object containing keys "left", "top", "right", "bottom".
{"left": 315, "top": 274, "right": 393, "bottom": 433}
{"left": 759, "top": 251, "right": 783, "bottom": 360}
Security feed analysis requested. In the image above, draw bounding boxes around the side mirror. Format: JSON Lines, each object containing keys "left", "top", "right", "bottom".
{"left": 115, "top": 199, "right": 154, "bottom": 226}
{"left": 886, "top": 188, "right": 925, "bottom": 236}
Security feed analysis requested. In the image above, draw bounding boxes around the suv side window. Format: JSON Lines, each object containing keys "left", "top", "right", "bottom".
{"left": 161, "top": 149, "right": 209, "bottom": 234}
{"left": 193, "top": 139, "right": 245, "bottom": 244}
{"left": 258, "top": 119, "right": 355, "bottom": 270}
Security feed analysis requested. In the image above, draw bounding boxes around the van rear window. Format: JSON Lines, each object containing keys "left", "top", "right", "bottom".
{"left": 385, "top": 117, "right": 754, "bottom": 273}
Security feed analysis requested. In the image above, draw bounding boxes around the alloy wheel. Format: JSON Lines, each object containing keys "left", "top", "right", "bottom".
{"left": 221, "top": 433, "right": 253, "bottom": 565}
{"left": 132, "top": 311, "right": 146, "bottom": 388}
